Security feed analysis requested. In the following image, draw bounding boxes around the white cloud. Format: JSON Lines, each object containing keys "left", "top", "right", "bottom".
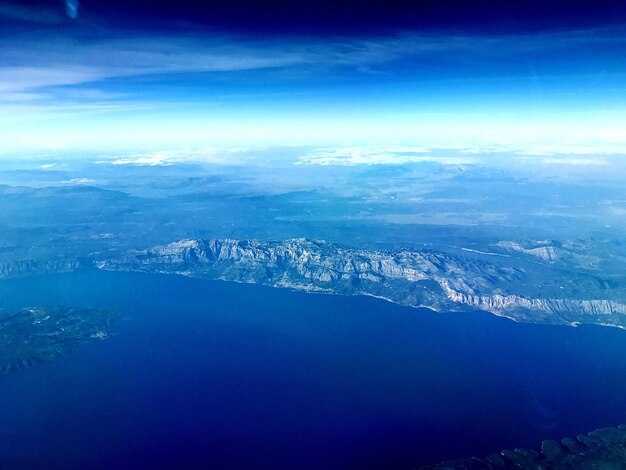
{"left": 541, "top": 158, "right": 609, "bottom": 166}
{"left": 101, "top": 147, "right": 257, "bottom": 166}
{"left": 110, "top": 157, "right": 172, "bottom": 167}
{"left": 297, "top": 146, "right": 477, "bottom": 166}
{"left": 62, "top": 177, "right": 95, "bottom": 185}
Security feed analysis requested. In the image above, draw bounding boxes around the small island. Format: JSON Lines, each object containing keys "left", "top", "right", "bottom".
{"left": 0, "top": 306, "right": 121, "bottom": 374}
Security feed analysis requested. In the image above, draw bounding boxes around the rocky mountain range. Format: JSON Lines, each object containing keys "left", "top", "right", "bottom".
{"left": 96, "top": 238, "right": 626, "bottom": 329}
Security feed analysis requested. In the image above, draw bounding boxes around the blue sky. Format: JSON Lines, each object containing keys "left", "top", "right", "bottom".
{"left": 1, "top": 1, "right": 626, "bottom": 153}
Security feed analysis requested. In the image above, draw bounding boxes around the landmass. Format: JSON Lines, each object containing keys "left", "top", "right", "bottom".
{"left": 1, "top": 236, "right": 624, "bottom": 329}
{"left": 97, "top": 238, "right": 626, "bottom": 329}
{"left": 423, "top": 425, "right": 626, "bottom": 469}
{"left": 0, "top": 306, "right": 120, "bottom": 374}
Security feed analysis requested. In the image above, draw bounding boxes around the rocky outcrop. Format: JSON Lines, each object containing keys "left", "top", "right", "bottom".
{"left": 97, "top": 238, "right": 626, "bottom": 328}
{"left": 423, "top": 425, "right": 626, "bottom": 469}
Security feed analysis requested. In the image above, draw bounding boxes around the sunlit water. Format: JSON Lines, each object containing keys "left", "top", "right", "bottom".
{"left": 1, "top": 270, "right": 626, "bottom": 468}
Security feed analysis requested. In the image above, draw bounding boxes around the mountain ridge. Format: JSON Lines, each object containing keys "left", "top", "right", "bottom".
{"left": 96, "top": 238, "right": 626, "bottom": 328}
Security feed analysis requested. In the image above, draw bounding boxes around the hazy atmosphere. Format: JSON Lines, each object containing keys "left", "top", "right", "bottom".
{"left": 2, "top": 0, "right": 626, "bottom": 151}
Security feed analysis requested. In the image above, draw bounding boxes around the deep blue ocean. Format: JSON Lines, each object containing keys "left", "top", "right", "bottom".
{"left": 1, "top": 270, "right": 626, "bottom": 468}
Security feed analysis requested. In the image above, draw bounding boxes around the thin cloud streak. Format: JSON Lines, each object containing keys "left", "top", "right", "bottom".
{"left": 2, "top": 26, "right": 626, "bottom": 98}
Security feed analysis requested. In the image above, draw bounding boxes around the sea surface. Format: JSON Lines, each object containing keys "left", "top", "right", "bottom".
{"left": 1, "top": 270, "right": 626, "bottom": 468}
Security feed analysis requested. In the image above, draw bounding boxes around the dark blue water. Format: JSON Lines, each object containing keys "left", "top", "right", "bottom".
{"left": 1, "top": 270, "right": 626, "bottom": 469}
